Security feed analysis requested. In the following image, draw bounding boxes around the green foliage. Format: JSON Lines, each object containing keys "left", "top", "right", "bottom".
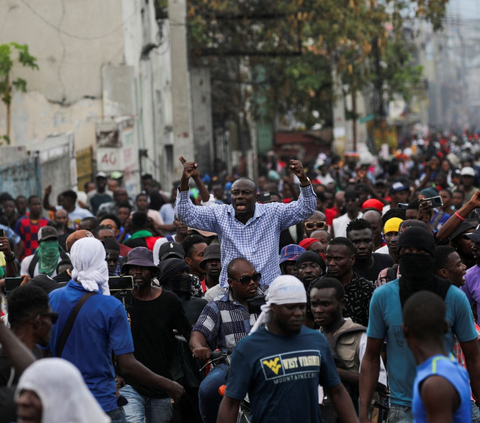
{"left": 0, "top": 42, "right": 38, "bottom": 141}
{"left": 187, "top": 0, "right": 449, "bottom": 128}
{"left": 12, "top": 78, "right": 27, "bottom": 93}
{"left": 154, "top": 0, "right": 169, "bottom": 18}
{"left": 0, "top": 135, "right": 10, "bottom": 145}
{"left": 0, "top": 42, "right": 38, "bottom": 105}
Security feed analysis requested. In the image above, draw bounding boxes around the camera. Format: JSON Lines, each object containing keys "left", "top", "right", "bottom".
{"left": 4, "top": 277, "right": 23, "bottom": 296}
{"left": 108, "top": 276, "right": 134, "bottom": 292}
{"left": 420, "top": 196, "right": 443, "bottom": 209}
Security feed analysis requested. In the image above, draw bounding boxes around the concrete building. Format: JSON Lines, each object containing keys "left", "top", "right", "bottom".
{"left": 0, "top": 0, "right": 212, "bottom": 198}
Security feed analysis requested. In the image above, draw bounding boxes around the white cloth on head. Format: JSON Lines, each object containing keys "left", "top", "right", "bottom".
{"left": 16, "top": 358, "right": 111, "bottom": 423}
{"left": 71, "top": 237, "right": 110, "bottom": 295}
{"left": 249, "top": 275, "right": 306, "bottom": 334}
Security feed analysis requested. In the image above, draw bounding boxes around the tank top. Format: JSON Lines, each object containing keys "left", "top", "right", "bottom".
{"left": 413, "top": 354, "right": 471, "bottom": 423}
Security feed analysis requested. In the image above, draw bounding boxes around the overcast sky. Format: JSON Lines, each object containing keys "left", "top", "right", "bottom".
{"left": 448, "top": 0, "right": 480, "bottom": 19}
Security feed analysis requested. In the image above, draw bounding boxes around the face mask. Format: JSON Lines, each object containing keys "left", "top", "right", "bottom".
{"left": 399, "top": 253, "right": 435, "bottom": 292}
{"left": 165, "top": 274, "right": 193, "bottom": 295}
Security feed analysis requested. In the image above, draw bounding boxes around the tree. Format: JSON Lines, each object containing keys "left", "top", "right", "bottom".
{"left": 0, "top": 43, "right": 39, "bottom": 144}
{"left": 184, "top": 0, "right": 449, "bottom": 130}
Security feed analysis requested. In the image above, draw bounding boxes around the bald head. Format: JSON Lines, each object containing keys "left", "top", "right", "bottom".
{"left": 232, "top": 178, "right": 257, "bottom": 192}
{"left": 307, "top": 211, "right": 326, "bottom": 221}
{"left": 363, "top": 209, "right": 382, "bottom": 221}
{"left": 55, "top": 208, "right": 68, "bottom": 219}
{"left": 335, "top": 191, "right": 345, "bottom": 209}
{"left": 363, "top": 210, "right": 383, "bottom": 249}
{"left": 310, "top": 230, "right": 331, "bottom": 250}
{"left": 114, "top": 188, "right": 128, "bottom": 204}
{"left": 304, "top": 211, "right": 327, "bottom": 236}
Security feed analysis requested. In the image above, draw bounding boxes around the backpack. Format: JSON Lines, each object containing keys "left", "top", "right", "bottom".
{"left": 386, "top": 264, "right": 399, "bottom": 282}
{"left": 28, "top": 249, "right": 69, "bottom": 278}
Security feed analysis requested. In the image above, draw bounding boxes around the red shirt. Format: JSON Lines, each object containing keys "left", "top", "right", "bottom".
{"left": 325, "top": 207, "right": 339, "bottom": 225}
{"left": 119, "top": 244, "right": 131, "bottom": 258}
{"left": 15, "top": 216, "right": 49, "bottom": 259}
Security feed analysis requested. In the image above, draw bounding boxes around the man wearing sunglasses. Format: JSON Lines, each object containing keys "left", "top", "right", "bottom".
{"left": 0, "top": 285, "right": 58, "bottom": 391}
{"left": 190, "top": 258, "right": 267, "bottom": 423}
{"left": 303, "top": 211, "right": 328, "bottom": 238}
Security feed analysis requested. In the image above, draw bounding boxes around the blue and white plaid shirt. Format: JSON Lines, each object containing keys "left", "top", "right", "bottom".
{"left": 175, "top": 185, "right": 316, "bottom": 286}
{"left": 192, "top": 286, "right": 268, "bottom": 352}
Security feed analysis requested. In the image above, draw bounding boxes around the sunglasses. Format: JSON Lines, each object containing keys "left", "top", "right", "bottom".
{"left": 33, "top": 312, "right": 59, "bottom": 324}
{"left": 231, "top": 273, "right": 262, "bottom": 285}
{"left": 304, "top": 221, "right": 327, "bottom": 230}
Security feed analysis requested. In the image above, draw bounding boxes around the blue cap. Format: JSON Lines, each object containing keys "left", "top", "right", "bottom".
{"left": 389, "top": 181, "right": 409, "bottom": 195}
{"left": 280, "top": 244, "right": 306, "bottom": 264}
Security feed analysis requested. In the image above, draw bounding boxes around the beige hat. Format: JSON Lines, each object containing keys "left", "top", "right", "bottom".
{"left": 65, "top": 230, "right": 94, "bottom": 252}
{"left": 188, "top": 227, "right": 217, "bottom": 238}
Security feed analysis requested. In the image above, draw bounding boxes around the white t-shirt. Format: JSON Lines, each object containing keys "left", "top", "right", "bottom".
{"left": 68, "top": 206, "right": 93, "bottom": 229}
{"left": 332, "top": 212, "right": 363, "bottom": 238}
{"left": 376, "top": 245, "right": 389, "bottom": 254}
{"left": 76, "top": 191, "right": 88, "bottom": 207}
{"left": 316, "top": 173, "right": 335, "bottom": 186}
{"left": 204, "top": 284, "right": 227, "bottom": 302}
{"left": 153, "top": 235, "right": 179, "bottom": 265}
{"left": 20, "top": 254, "right": 66, "bottom": 278}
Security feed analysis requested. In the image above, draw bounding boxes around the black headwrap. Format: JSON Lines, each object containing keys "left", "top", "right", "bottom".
{"left": 296, "top": 251, "right": 326, "bottom": 274}
{"left": 158, "top": 258, "right": 193, "bottom": 296}
{"left": 30, "top": 275, "right": 63, "bottom": 294}
{"left": 398, "top": 226, "right": 450, "bottom": 308}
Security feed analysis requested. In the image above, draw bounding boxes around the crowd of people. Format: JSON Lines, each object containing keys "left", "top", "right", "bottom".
{"left": 1, "top": 137, "right": 480, "bottom": 423}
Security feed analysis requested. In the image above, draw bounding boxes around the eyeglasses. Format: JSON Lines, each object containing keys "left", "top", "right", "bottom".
{"left": 304, "top": 221, "right": 327, "bottom": 230}
{"left": 230, "top": 273, "right": 262, "bottom": 285}
{"left": 32, "top": 312, "right": 59, "bottom": 324}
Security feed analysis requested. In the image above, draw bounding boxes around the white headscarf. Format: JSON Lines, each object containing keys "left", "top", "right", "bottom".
{"left": 249, "top": 275, "right": 307, "bottom": 334}
{"left": 16, "top": 358, "right": 111, "bottom": 423}
{"left": 71, "top": 237, "right": 110, "bottom": 295}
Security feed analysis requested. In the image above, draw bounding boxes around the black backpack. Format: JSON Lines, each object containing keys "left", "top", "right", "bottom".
{"left": 28, "top": 248, "right": 69, "bottom": 278}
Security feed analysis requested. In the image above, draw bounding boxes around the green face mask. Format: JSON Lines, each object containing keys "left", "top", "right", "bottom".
{"left": 37, "top": 240, "right": 60, "bottom": 276}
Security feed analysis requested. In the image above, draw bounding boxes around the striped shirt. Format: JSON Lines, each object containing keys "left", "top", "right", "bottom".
{"left": 192, "top": 286, "right": 267, "bottom": 352}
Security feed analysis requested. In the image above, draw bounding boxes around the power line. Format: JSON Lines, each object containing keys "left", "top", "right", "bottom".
{"left": 18, "top": 0, "right": 138, "bottom": 41}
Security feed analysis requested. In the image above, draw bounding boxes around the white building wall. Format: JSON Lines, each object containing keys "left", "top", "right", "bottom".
{"left": 0, "top": 0, "right": 200, "bottom": 194}
{"left": 0, "top": 0, "right": 126, "bottom": 147}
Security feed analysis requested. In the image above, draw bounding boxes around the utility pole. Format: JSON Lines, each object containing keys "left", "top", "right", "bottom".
{"left": 169, "top": 0, "right": 195, "bottom": 179}
{"left": 352, "top": 91, "right": 357, "bottom": 152}
{"left": 373, "top": 36, "right": 386, "bottom": 145}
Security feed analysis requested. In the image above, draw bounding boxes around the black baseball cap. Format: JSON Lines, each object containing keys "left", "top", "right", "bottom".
{"left": 159, "top": 241, "right": 185, "bottom": 261}
{"left": 463, "top": 224, "right": 480, "bottom": 243}
{"left": 38, "top": 226, "right": 58, "bottom": 243}
{"left": 451, "top": 221, "right": 474, "bottom": 241}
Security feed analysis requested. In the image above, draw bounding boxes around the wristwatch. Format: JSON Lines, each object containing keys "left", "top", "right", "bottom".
{"left": 300, "top": 177, "right": 311, "bottom": 187}
{"left": 4, "top": 252, "right": 15, "bottom": 262}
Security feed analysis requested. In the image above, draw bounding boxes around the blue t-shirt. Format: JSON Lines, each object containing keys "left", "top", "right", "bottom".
{"left": 367, "top": 279, "right": 476, "bottom": 407}
{"left": 413, "top": 354, "right": 471, "bottom": 423}
{"left": 48, "top": 281, "right": 134, "bottom": 412}
{"left": 225, "top": 326, "right": 341, "bottom": 423}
